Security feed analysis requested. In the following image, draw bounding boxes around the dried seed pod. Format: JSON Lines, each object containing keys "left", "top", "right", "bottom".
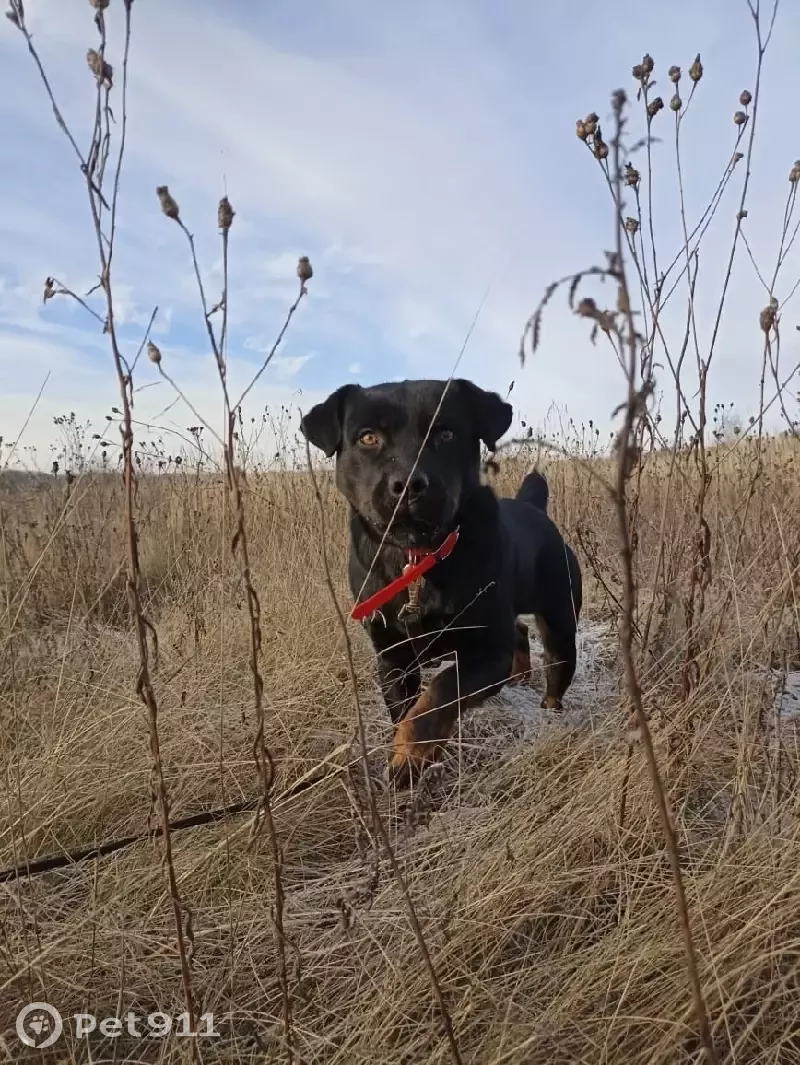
{"left": 156, "top": 185, "right": 180, "bottom": 220}
{"left": 576, "top": 119, "right": 588, "bottom": 140}
{"left": 86, "top": 48, "right": 113, "bottom": 86}
{"left": 668, "top": 65, "right": 681, "bottom": 83}
{"left": 632, "top": 63, "right": 644, "bottom": 80}
{"left": 670, "top": 94, "right": 682, "bottom": 112}
{"left": 594, "top": 138, "right": 609, "bottom": 160}
{"left": 790, "top": 160, "right": 800, "bottom": 184}
{"left": 733, "top": 110, "right": 747, "bottom": 126}
{"left": 297, "top": 256, "right": 313, "bottom": 283}
{"left": 625, "top": 216, "right": 640, "bottom": 234}
{"left": 147, "top": 341, "right": 162, "bottom": 365}
{"left": 759, "top": 297, "right": 778, "bottom": 334}
{"left": 739, "top": 89, "right": 752, "bottom": 106}
{"left": 641, "top": 53, "right": 654, "bottom": 74}
{"left": 217, "top": 195, "right": 235, "bottom": 232}
{"left": 86, "top": 48, "right": 101, "bottom": 76}
{"left": 647, "top": 96, "right": 664, "bottom": 118}
{"left": 689, "top": 54, "right": 703, "bottom": 82}
{"left": 89, "top": 0, "right": 110, "bottom": 8}
{"left": 624, "top": 164, "right": 641, "bottom": 187}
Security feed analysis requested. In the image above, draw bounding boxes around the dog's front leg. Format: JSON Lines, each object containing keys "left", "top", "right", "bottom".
{"left": 388, "top": 653, "right": 512, "bottom": 785}
{"left": 370, "top": 629, "right": 422, "bottom": 725}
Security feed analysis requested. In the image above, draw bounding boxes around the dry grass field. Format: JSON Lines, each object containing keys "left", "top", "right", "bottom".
{"left": 3, "top": 1, "right": 800, "bottom": 1061}
{"left": 2, "top": 432, "right": 799, "bottom": 1063}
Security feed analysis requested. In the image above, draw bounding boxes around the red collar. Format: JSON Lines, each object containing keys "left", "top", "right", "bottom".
{"left": 350, "top": 528, "right": 460, "bottom": 622}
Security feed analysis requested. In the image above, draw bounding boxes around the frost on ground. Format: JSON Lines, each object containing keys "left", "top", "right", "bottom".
{"left": 774, "top": 670, "right": 800, "bottom": 721}
{"left": 480, "top": 616, "right": 619, "bottom": 739}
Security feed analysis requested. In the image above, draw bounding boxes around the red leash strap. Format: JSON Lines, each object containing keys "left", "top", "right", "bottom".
{"left": 350, "top": 528, "right": 460, "bottom": 622}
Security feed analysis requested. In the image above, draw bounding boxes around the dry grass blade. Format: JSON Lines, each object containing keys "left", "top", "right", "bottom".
{"left": 304, "top": 440, "right": 464, "bottom": 1065}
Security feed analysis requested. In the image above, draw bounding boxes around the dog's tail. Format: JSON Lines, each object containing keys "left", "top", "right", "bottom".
{"left": 516, "top": 470, "right": 549, "bottom": 512}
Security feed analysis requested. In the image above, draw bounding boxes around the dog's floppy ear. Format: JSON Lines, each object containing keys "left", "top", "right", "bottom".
{"left": 300, "top": 385, "right": 356, "bottom": 458}
{"left": 456, "top": 379, "right": 513, "bottom": 451}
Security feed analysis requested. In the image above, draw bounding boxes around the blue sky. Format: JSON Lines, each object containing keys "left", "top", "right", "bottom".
{"left": 1, "top": 0, "right": 798, "bottom": 468}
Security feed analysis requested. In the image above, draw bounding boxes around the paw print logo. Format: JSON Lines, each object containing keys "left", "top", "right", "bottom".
{"left": 16, "top": 1002, "right": 63, "bottom": 1049}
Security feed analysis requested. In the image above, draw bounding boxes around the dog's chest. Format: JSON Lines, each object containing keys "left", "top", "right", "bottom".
{"left": 387, "top": 573, "right": 468, "bottom": 635}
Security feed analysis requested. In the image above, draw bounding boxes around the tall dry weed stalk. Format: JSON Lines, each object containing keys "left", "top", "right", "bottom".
{"left": 150, "top": 185, "right": 310, "bottom": 1062}
{"left": 304, "top": 442, "right": 464, "bottom": 1065}
{"left": 520, "top": 2, "right": 797, "bottom": 1059}
{"left": 6, "top": 0, "right": 201, "bottom": 1048}
{"left": 3, "top": 2, "right": 308, "bottom": 1059}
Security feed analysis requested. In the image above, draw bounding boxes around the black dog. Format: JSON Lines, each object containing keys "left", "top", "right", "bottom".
{"left": 301, "top": 378, "right": 582, "bottom": 783}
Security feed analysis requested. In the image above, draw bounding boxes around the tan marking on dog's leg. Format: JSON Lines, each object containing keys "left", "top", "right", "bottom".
{"left": 389, "top": 687, "right": 454, "bottom": 783}
{"left": 534, "top": 614, "right": 575, "bottom": 711}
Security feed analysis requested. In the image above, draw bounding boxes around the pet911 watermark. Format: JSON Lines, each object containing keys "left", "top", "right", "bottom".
{"left": 16, "top": 1002, "right": 220, "bottom": 1050}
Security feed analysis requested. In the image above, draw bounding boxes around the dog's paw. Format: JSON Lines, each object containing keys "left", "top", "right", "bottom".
{"left": 540, "top": 694, "right": 563, "bottom": 711}
{"left": 387, "top": 715, "right": 440, "bottom": 788}
{"left": 387, "top": 740, "right": 427, "bottom": 790}
{"left": 385, "top": 755, "right": 417, "bottom": 790}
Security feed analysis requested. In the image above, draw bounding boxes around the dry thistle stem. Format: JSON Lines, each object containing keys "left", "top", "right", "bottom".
{"left": 156, "top": 185, "right": 180, "bottom": 221}
{"left": 218, "top": 195, "right": 235, "bottom": 232}
{"left": 147, "top": 341, "right": 162, "bottom": 365}
{"left": 297, "top": 256, "right": 313, "bottom": 284}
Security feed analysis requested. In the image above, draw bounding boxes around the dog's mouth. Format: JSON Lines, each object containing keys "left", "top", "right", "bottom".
{"left": 364, "top": 511, "right": 448, "bottom": 552}
{"left": 388, "top": 523, "right": 443, "bottom": 551}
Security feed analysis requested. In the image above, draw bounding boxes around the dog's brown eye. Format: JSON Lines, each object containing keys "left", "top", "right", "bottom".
{"left": 437, "top": 428, "right": 454, "bottom": 442}
{"left": 358, "top": 430, "right": 381, "bottom": 447}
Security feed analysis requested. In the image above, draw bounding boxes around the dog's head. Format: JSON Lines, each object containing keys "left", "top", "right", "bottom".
{"left": 301, "top": 378, "right": 512, "bottom": 549}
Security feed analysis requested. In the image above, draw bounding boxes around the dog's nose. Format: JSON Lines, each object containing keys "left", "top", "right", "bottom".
{"left": 389, "top": 471, "right": 429, "bottom": 499}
